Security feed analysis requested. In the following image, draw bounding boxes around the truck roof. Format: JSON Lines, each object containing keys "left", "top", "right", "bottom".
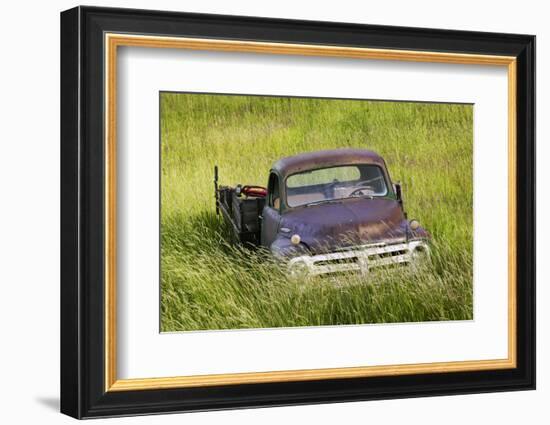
{"left": 272, "top": 148, "right": 386, "bottom": 179}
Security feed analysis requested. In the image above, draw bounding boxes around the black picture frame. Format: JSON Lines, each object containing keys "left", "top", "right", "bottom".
{"left": 60, "top": 5, "right": 535, "bottom": 419}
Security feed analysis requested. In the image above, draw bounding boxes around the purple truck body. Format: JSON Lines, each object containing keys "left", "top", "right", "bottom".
{"left": 215, "top": 148, "right": 430, "bottom": 276}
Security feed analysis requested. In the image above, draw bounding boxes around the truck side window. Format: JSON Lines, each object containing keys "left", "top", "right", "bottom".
{"left": 268, "top": 173, "right": 280, "bottom": 210}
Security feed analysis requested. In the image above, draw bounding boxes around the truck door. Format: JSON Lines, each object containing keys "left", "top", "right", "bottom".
{"left": 261, "top": 172, "right": 281, "bottom": 248}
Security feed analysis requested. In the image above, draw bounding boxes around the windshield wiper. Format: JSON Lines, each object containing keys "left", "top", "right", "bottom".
{"left": 304, "top": 199, "right": 343, "bottom": 207}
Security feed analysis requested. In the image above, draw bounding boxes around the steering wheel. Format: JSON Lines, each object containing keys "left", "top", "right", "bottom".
{"left": 349, "top": 176, "right": 384, "bottom": 197}
{"left": 349, "top": 186, "right": 374, "bottom": 197}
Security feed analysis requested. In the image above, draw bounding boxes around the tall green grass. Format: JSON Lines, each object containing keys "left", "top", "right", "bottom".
{"left": 160, "top": 93, "right": 473, "bottom": 332}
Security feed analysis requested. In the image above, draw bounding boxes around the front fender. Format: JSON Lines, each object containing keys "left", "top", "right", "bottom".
{"left": 270, "top": 236, "right": 310, "bottom": 260}
{"left": 410, "top": 225, "right": 430, "bottom": 241}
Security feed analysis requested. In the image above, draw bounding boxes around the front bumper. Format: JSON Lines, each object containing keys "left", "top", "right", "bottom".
{"left": 287, "top": 240, "right": 429, "bottom": 277}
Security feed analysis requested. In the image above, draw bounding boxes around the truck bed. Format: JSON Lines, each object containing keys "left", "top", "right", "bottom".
{"left": 217, "top": 186, "right": 265, "bottom": 246}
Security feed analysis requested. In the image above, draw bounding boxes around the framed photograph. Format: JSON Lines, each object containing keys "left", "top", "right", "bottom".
{"left": 60, "top": 6, "right": 535, "bottom": 419}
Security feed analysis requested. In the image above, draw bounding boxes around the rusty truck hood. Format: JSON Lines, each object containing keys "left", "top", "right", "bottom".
{"left": 279, "top": 197, "right": 408, "bottom": 254}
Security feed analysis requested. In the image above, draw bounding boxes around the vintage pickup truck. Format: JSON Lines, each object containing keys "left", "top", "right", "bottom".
{"left": 215, "top": 148, "right": 430, "bottom": 277}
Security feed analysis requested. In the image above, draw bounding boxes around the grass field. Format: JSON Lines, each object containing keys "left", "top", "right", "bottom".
{"left": 160, "top": 93, "right": 473, "bottom": 332}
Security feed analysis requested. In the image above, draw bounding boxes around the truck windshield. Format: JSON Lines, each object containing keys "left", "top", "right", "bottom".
{"left": 286, "top": 164, "right": 388, "bottom": 208}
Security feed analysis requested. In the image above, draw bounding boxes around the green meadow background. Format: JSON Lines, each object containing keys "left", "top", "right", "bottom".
{"left": 160, "top": 93, "right": 473, "bottom": 332}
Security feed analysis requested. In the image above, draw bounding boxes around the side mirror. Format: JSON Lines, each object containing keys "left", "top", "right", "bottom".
{"left": 393, "top": 183, "right": 403, "bottom": 206}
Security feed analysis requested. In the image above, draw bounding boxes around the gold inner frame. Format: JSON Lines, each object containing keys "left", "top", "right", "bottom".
{"left": 104, "top": 33, "right": 517, "bottom": 392}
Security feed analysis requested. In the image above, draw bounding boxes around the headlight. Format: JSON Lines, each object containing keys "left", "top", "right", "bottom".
{"left": 290, "top": 234, "right": 301, "bottom": 245}
{"left": 409, "top": 219, "right": 420, "bottom": 230}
